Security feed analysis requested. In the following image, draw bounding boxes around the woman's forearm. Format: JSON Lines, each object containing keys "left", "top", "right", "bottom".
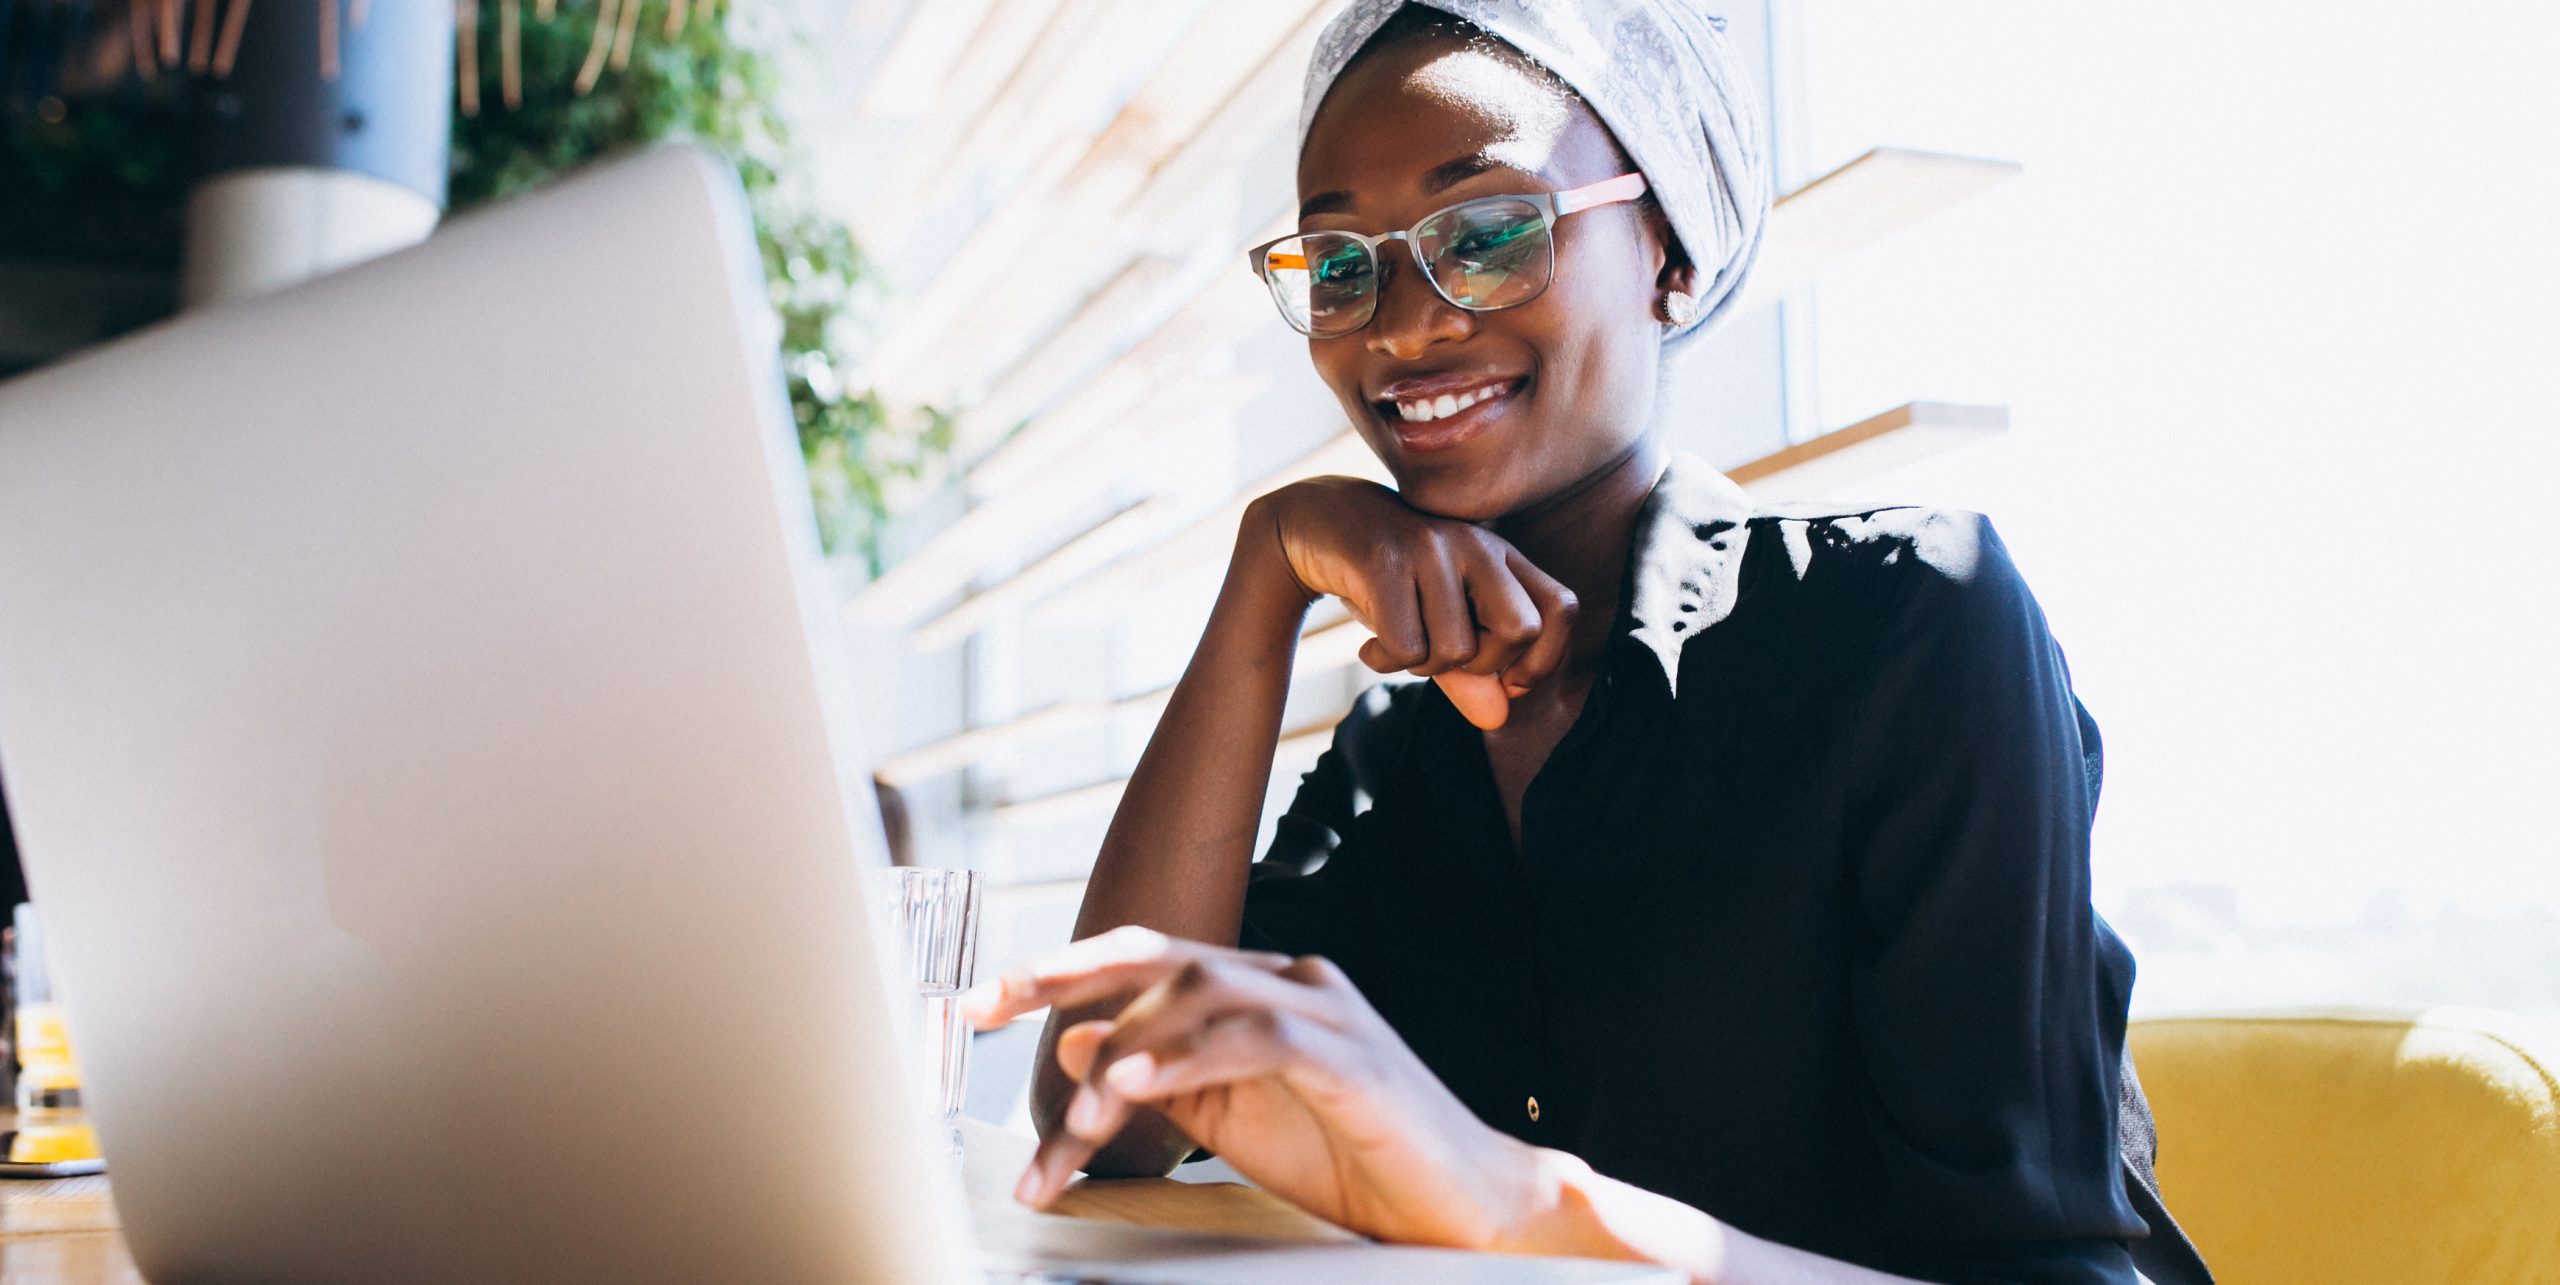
{"left": 1071, "top": 507, "right": 1310, "bottom": 948}
{"left": 1503, "top": 1148, "right": 1927, "bottom": 1285}
{"left": 1027, "top": 504, "right": 1312, "bottom": 1169}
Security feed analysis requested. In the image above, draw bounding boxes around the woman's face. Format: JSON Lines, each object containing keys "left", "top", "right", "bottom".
{"left": 1297, "top": 31, "right": 1686, "bottom": 522}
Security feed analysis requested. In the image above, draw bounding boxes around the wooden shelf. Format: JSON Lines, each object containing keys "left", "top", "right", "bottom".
{"left": 1729, "top": 401, "right": 2007, "bottom": 500}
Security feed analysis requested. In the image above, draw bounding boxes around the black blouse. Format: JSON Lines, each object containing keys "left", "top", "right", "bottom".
{"left": 1235, "top": 458, "right": 2209, "bottom": 1284}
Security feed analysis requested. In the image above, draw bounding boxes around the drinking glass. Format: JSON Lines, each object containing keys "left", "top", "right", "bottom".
{"left": 867, "top": 868, "right": 982, "bottom": 1159}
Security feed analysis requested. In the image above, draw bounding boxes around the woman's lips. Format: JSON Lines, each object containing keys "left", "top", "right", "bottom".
{"left": 1379, "top": 377, "right": 1525, "bottom": 453}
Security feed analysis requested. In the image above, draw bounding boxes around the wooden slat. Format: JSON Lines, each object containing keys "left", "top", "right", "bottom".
{"left": 847, "top": 368, "right": 1268, "bottom": 625}
{"left": 872, "top": 697, "right": 1136, "bottom": 785}
{"left": 969, "top": 340, "right": 1271, "bottom": 501}
{"left": 847, "top": 0, "right": 1069, "bottom": 250}
{"left": 947, "top": 254, "right": 1184, "bottom": 460}
{"left": 851, "top": 0, "right": 1002, "bottom": 124}
{"left": 848, "top": 390, "right": 1356, "bottom": 626}
{"left": 985, "top": 709, "right": 1338, "bottom": 829}
{"left": 962, "top": 252, "right": 1282, "bottom": 499}
{"left": 864, "top": 0, "right": 1331, "bottom": 406}
{"left": 879, "top": 611, "right": 1355, "bottom": 788}
{"left": 988, "top": 775, "right": 1130, "bottom": 828}
{"left": 1034, "top": 431, "right": 1386, "bottom": 628}
{"left": 908, "top": 498, "right": 1169, "bottom": 651}
{"left": 905, "top": 0, "right": 1210, "bottom": 247}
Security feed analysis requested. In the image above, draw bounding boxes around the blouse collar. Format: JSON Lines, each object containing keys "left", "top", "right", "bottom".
{"left": 1623, "top": 453, "right": 1762, "bottom": 698}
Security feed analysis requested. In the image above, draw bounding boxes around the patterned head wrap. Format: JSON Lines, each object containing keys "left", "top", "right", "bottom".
{"left": 1296, "top": 0, "right": 1772, "bottom": 347}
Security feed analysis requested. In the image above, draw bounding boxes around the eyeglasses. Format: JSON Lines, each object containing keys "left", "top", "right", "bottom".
{"left": 1246, "top": 172, "right": 1648, "bottom": 339}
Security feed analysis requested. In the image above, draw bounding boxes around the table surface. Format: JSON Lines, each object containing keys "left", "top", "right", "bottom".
{"left": 0, "top": 1115, "right": 1358, "bottom": 1283}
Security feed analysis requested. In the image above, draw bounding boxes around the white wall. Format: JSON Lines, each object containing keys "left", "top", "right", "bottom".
{"left": 1792, "top": 1, "right": 2560, "bottom": 1012}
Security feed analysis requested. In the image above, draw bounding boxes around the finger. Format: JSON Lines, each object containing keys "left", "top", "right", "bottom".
{"left": 1498, "top": 546, "right": 1578, "bottom": 695}
{"left": 1055, "top": 1017, "right": 1112, "bottom": 1083}
{"left": 1457, "top": 550, "right": 1541, "bottom": 679}
{"left": 1085, "top": 955, "right": 1348, "bottom": 1090}
{"left": 1026, "top": 964, "right": 1369, "bottom": 1207}
{"left": 1021, "top": 1107, "right": 1114, "bottom": 1208}
{"left": 1013, "top": 1020, "right": 1120, "bottom": 1208}
{"left": 963, "top": 926, "right": 1292, "bottom": 1029}
{"left": 964, "top": 925, "right": 1178, "bottom": 1028}
{"left": 1409, "top": 547, "right": 1478, "bottom": 676}
{"left": 1099, "top": 1008, "right": 1359, "bottom": 1109}
{"left": 1099, "top": 960, "right": 1375, "bottom": 1109}
{"left": 1434, "top": 669, "right": 1512, "bottom": 730}
{"left": 1352, "top": 575, "right": 1428, "bottom": 674}
{"left": 1062, "top": 955, "right": 1352, "bottom": 1192}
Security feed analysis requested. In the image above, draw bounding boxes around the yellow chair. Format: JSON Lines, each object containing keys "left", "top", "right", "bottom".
{"left": 2129, "top": 1008, "right": 2560, "bottom": 1284}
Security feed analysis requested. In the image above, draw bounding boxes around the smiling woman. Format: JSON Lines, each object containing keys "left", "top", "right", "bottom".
{"left": 987, "top": 4, "right": 2213, "bottom": 1284}
{"left": 1288, "top": 9, "right": 1710, "bottom": 525}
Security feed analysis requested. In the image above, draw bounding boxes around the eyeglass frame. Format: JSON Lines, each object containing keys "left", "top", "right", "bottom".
{"left": 1245, "top": 171, "right": 1651, "bottom": 339}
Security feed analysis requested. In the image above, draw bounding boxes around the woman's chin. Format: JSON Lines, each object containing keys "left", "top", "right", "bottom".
{"left": 1380, "top": 469, "right": 1509, "bottom": 523}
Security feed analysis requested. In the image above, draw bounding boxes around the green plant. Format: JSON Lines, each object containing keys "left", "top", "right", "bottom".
{"left": 449, "top": 1, "right": 946, "bottom": 563}
{"left": 3, "top": 2, "right": 937, "bottom": 559}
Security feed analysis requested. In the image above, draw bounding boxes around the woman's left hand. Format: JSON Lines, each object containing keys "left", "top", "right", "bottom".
{"left": 960, "top": 925, "right": 1546, "bottom": 1249}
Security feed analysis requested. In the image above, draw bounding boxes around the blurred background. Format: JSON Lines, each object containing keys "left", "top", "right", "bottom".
{"left": 5, "top": 0, "right": 2555, "bottom": 1126}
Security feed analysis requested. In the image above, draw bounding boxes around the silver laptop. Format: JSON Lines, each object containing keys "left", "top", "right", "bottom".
{"left": 0, "top": 145, "right": 1675, "bottom": 1284}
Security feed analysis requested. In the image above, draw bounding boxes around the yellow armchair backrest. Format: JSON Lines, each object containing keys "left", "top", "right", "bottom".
{"left": 2129, "top": 1008, "right": 2560, "bottom": 1285}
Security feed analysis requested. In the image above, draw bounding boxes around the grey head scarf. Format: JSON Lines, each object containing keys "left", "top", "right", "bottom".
{"left": 1296, "top": 0, "right": 1773, "bottom": 347}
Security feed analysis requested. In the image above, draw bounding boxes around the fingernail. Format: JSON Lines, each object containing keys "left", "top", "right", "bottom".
{"left": 1505, "top": 682, "right": 1531, "bottom": 698}
{"left": 1013, "top": 1164, "right": 1042, "bottom": 1206}
{"left": 1103, "top": 1054, "right": 1155, "bottom": 1094}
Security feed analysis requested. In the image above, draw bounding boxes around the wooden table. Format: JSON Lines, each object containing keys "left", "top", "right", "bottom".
{"left": 0, "top": 1116, "right": 1356, "bottom": 1283}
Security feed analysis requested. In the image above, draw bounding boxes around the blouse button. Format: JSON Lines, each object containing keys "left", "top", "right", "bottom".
{"left": 1525, "top": 1096, "right": 1541, "bottom": 1123}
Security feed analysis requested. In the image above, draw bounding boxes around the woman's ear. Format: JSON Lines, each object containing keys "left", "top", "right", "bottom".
{"left": 1653, "top": 225, "right": 1699, "bottom": 299}
{"left": 1640, "top": 201, "right": 1700, "bottom": 301}
{"left": 1658, "top": 256, "right": 1701, "bottom": 299}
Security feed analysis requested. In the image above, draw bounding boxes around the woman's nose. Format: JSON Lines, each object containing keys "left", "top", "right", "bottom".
{"left": 1363, "top": 254, "right": 1472, "bottom": 361}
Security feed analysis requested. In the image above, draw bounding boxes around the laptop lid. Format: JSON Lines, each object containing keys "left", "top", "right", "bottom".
{"left": 0, "top": 144, "right": 969, "bottom": 1284}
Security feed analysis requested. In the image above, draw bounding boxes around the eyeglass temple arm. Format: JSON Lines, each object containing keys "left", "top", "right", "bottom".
{"left": 1551, "top": 172, "right": 1648, "bottom": 217}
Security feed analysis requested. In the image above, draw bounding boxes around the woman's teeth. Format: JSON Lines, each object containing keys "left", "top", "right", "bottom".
{"left": 1394, "top": 383, "right": 1508, "bottom": 423}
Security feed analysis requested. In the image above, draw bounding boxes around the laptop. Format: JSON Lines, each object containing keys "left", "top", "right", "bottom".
{"left": 0, "top": 144, "right": 1676, "bottom": 1284}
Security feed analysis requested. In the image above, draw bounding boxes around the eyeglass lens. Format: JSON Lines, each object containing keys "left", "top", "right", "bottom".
{"left": 1260, "top": 198, "right": 1557, "bottom": 338}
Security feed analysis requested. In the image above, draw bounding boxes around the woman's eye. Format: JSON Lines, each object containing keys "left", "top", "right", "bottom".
{"left": 1313, "top": 253, "right": 1372, "bottom": 286}
{"left": 1451, "top": 223, "right": 1529, "bottom": 262}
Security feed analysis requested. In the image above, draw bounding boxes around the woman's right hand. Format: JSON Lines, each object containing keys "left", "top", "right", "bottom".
{"left": 1242, "top": 477, "right": 1578, "bottom": 730}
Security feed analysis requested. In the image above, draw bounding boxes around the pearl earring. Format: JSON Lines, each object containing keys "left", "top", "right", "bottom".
{"left": 1658, "top": 290, "right": 1699, "bottom": 327}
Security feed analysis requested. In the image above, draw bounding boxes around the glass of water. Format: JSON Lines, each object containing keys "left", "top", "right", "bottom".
{"left": 868, "top": 867, "right": 982, "bottom": 1158}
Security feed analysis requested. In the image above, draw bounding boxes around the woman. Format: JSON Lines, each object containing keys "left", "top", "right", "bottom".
{"left": 963, "top": 4, "right": 2210, "bottom": 1282}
